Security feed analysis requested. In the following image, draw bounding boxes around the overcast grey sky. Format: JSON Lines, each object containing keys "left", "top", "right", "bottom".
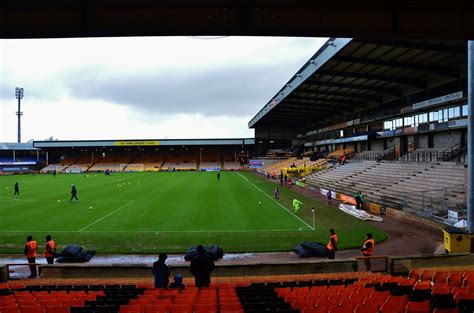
{"left": 0, "top": 36, "right": 326, "bottom": 142}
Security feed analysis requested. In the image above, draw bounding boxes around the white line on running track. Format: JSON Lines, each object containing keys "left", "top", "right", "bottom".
{"left": 235, "top": 172, "right": 314, "bottom": 230}
{"left": 0, "top": 229, "right": 311, "bottom": 233}
{"left": 79, "top": 200, "right": 135, "bottom": 232}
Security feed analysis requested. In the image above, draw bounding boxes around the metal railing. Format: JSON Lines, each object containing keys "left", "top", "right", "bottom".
{"left": 351, "top": 148, "right": 466, "bottom": 163}
{"left": 402, "top": 185, "right": 466, "bottom": 223}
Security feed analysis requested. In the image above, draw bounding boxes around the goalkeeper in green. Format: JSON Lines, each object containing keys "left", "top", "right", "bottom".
{"left": 292, "top": 199, "right": 303, "bottom": 213}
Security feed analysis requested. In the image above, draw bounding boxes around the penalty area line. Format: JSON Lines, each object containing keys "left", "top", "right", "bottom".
{"left": 235, "top": 172, "right": 314, "bottom": 230}
{"left": 79, "top": 200, "right": 135, "bottom": 232}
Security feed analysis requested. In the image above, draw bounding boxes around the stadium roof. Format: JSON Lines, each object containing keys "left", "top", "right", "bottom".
{"left": 249, "top": 38, "right": 467, "bottom": 129}
{"left": 0, "top": 142, "right": 37, "bottom": 150}
{"left": 0, "top": 0, "right": 473, "bottom": 39}
{"left": 33, "top": 138, "right": 254, "bottom": 148}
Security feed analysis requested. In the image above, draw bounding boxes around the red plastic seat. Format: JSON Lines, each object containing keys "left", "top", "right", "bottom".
{"left": 220, "top": 303, "right": 242, "bottom": 311}
{"left": 0, "top": 306, "right": 20, "bottom": 313}
{"left": 463, "top": 273, "right": 474, "bottom": 287}
{"left": 39, "top": 300, "right": 62, "bottom": 307}
{"left": 151, "top": 299, "right": 172, "bottom": 306}
{"left": 144, "top": 304, "right": 169, "bottom": 313}
{"left": 53, "top": 295, "right": 73, "bottom": 301}
{"left": 449, "top": 272, "right": 464, "bottom": 287}
{"left": 421, "top": 269, "right": 436, "bottom": 281}
{"left": 119, "top": 305, "right": 143, "bottom": 313}
{"left": 14, "top": 296, "right": 35, "bottom": 302}
{"left": 17, "top": 300, "right": 39, "bottom": 307}
{"left": 354, "top": 303, "right": 379, "bottom": 313}
{"left": 168, "top": 307, "right": 192, "bottom": 313}
{"left": 195, "top": 298, "right": 216, "bottom": 305}
{"left": 409, "top": 269, "right": 421, "bottom": 280}
{"left": 194, "top": 303, "right": 217, "bottom": 311}
{"left": 0, "top": 302, "right": 17, "bottom": 308}
{"left": 406, "top": 301, "right": 431, "bottom": 313}
{"left": 44, "top": 306, "right": 68, "bottom": 313}
{"left": 0, "top": 296, "right": 15, "bottom": 303}
{"left": 414, "top": 281, "right": 432, "bottom": 291}
{"left": 432, "top": 285, "right": 452, "bottom": 295}
{"left": 433, "top": 271, "right": 449, "bottom": 284}
{"left": 455, "top": 292, "right": 474, "bottom": 303}
{"left": 143, "top": 305, "right": 168, "bottom": 313}
{"left": 61, "top": 299, "right": 84, "bottom": 308}
{"left": 19, "top": 306, "right": 44, "bottom": 313}
{"left": 329, "top": 306, "right": 354, "bottom": 313}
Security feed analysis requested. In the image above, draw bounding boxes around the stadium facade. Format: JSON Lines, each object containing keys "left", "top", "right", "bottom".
{"left": 249, "top": 38, "right": 468, "bottom": 163}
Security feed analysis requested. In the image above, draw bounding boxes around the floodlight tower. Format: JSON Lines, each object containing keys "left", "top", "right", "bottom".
{"left": 15, "top": 87, "right": 24, "bottom": 143}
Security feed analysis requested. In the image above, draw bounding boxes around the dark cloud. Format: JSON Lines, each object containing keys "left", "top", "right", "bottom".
{"left": 0, "top": 72, "right": 63, "bottom": 102}
{"left": 64, "top": 63, "right": 301, "bottom": 117}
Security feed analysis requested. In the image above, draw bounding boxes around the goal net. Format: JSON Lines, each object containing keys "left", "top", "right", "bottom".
{"left": 120, "top": 163, "right": 145, "bottom": 172}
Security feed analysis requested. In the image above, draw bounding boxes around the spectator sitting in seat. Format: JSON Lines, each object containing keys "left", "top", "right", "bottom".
{"left": 169, "top": 274, "right": 185, "bottom": 290}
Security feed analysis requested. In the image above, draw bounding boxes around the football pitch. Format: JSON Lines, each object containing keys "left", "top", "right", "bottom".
{"left": 0, "top": 171, "right": 386, "bottom": 254}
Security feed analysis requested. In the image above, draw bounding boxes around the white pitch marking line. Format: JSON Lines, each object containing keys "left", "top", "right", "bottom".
{"left": 235, "top": 172, "right": 314, "bottom": 230}
{"left": 79, "top": 200, "right": 135, "bottom": 232}
{"left": 0, "top": 229, "right": 312, "bottom": 233}
{"left": 0, "top": 197, "right": 134, "bottom": 202}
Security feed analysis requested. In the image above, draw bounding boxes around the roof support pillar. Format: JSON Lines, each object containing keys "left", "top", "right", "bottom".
{"left": 467, "top": 40, "right": 474, "bottom": 232}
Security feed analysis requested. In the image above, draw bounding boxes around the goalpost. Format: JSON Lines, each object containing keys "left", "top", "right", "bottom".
{"left": 120, "top": 164, "right": 145, "bottom": 172}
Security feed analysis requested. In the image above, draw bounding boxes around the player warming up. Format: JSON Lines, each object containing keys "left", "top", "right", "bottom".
{"left": 292, "top": 199, "right": 303, "bottom": 213}
{"left": 13, "top": 182, "right": 20, "bottom": 198}
{"left": 273, "top": 187, "right": 280, "bottom": 201}
{"left": 69, "top": 184, "right": 79, "bottom": 202}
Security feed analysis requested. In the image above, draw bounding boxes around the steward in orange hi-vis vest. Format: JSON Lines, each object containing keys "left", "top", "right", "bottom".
{"left": 327, "top": 234, "right": 338, "bottom": 251}
{"left": 25, "top": 240, "right": 37, "bottom": 258}
{"left": 24, "top": 235, "right": 38, "bottom": 278}
{"left": 327, "top": 229, "right": 338, "bottom": 259}
{"left": 361, "top": 233, "right": 375, "bottom": 271}
{"left": 44, "top": 240, "right": 55, "bottom": 257}
{"left": 44, "top": 235, "right": 56, "bottom": 264}
{"left": 363, "top": 238, "right": 375, "bottom": 255}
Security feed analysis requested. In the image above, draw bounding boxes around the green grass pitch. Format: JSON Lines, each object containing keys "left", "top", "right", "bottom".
{"left": 0, "top": 171, "right": 387, "bottom": 254}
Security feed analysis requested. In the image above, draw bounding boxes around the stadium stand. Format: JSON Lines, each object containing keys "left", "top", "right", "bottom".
{"left": 131, "top": 153, "right": 165, "bottom": 172}
{"left": 1, "top": 268, "right": 474, "bottom": 313}
{"left": 164, "top": 152, "right": 198, "bottom": 171}
{"left": 305, "top": 160, "right": 465, "bottom": 217}
{"left": 260, "top": 157, "right": 326, "bottom": 175}
{"left": 88, "top": 154, "right": 132, "bottom": 172}
{"left": 38, "top": 144, "right": 251, "bottom": 173}
{"left": 326, "top": 148, "right": 354, "bottom": 160}
{"left": 223, "top": 162, "right": 241, "bottom": 170}
{"left": 199, "top": 149, "right": 223, "bottom": 170}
